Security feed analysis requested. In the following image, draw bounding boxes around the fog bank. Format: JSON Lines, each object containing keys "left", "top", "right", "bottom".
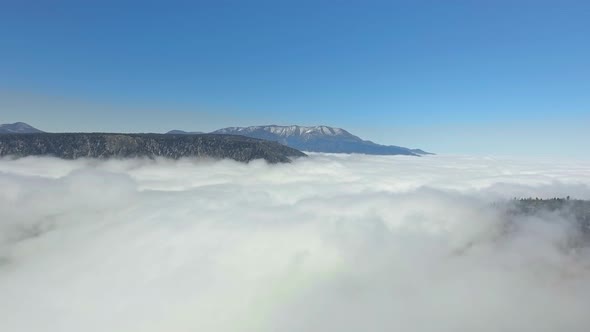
{"left": 1, "top": 154, "right": 590, "bottom": 332}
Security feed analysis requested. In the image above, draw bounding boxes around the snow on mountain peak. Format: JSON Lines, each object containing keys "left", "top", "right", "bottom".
{"left": 214, "top": 125, "right": 351, "bottom": 137}
{"left": 250, "top": 125, "right": 350, "bottom": 137}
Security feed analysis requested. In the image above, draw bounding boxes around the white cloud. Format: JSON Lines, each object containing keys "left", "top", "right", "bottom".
{"left": 1, "top": 154, "right": 590, "bottom": 331}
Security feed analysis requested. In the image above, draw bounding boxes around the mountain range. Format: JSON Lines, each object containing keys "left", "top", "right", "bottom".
{"left": 166, "top": 130, "right": 203, "bottom": 135}
{"left": 0, "top": 122, "right": 44, "bottom": 134}
{"left": 172, "top": 125, "right": 431, "bottom": 156}
{"left": 0, "top": 133, "right": 305, "bottom": 163}
{"left": 0, "top": 122, "right": 432, "bottom": 156}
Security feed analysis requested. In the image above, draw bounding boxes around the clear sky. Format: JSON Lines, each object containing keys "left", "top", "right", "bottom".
{"left": 1, "top": 0, "right": 589, "bottom": 157}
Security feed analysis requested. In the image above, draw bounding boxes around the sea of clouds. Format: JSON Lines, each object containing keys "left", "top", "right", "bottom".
{"left": 1, "top": 153, "right": 590, "bottom": 332}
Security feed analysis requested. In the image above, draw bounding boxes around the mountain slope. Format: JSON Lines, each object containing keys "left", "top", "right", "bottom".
{"left": 0, "top": 133, "right": 306, "bottom": 163}
{"left": 0, "top": 122, "right": 44, "bottom": 134}
{"left": 166, "top": 130, "right": 204, "bottom": 135}
{"left": 209, "top": 125, "right": 430, "bottom": 156}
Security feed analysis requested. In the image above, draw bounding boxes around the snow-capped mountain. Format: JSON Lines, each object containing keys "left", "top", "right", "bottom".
{"left": 209, "top": 125, "right": 431, "bottom": 156}
{"left": 0, "top": 122, "right": 44, "bottom": 134}
{"left": 219, "top": 125, "right": 349, "bottom": 137}
{"left": 214, "top": 125, "right": 358, "bottom": 140}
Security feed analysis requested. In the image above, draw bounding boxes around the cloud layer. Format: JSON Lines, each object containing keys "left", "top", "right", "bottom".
{"left": 1, "top": 154, "right": 590, "bottom": 332}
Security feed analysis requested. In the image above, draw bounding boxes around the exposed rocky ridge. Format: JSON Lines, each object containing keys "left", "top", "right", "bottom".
{"left": 0, "top": 133, "right": 306, "bottom": 163}
{"left": 0, "top": 122, "right": 433, "bottom": 156}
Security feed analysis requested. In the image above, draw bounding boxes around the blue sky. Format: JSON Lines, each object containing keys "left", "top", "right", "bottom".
{"left": 1, "top": 0, "right": 589, "bottom": 157}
